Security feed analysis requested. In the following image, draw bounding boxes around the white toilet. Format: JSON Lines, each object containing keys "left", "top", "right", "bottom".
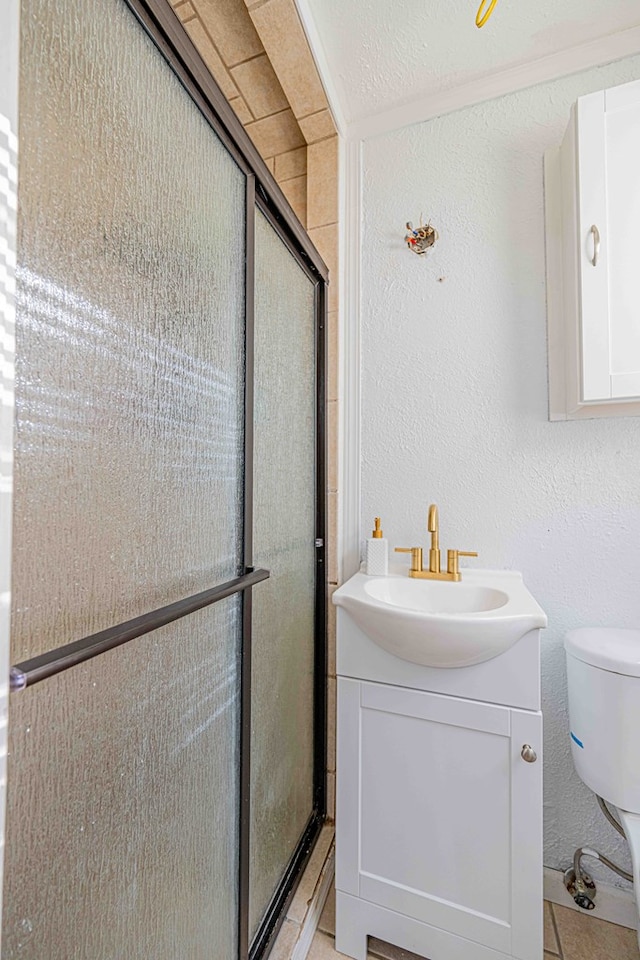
{"left": 565, "top": 628, "right": 640, "bottom": 940}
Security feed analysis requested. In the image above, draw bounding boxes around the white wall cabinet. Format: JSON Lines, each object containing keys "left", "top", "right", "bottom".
{"left": 545, "top": 78, "right": 640, "bottom": 419}
{"left": 335, "top": 610, "right": 543, "bottom": 960}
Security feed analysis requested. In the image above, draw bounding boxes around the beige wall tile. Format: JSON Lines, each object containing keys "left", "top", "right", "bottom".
{"left": 231, "top": 53, "right": 289, "bottom": 119}
{"left": 307, "top": 136, "right": 338, "bottom": 229}
{"left": 327, "top": 400, "right": 338, "bottom": 491}
{"left": 326, "top": 772, "right": 335, "bottom": 820}
{"left": 308, "top": 224, "right": 338, "bottom": 312}
{"left": 269, "top": 919, "right": 301, "bottom": 960}
{"left": 190, "top": 0, "right": 263, "bottom": 66}
{"left": 308, "top": 224, "right": 337, "bottom": 270}
{"left": 327, "top": 491, "right": 337, "bottom": 584}
{"left": 229, "top": 95, "right": 253, "bottom": 125}
{"left": 544, "top": 901, "right": 560, "bottom": 955}
{"left": 264, "top": 156, "right": 275, "bottom": 174}
{"left": 183, "top": 19, "right": 238, "bottom": 100}
{"left": 250, "top": 0, "right": 328, "bottom": 119}
{"left": 275, "top": 146, "right": 307, "bottom": 182}
{"left": 174, "top": 1, "right": 196, "bottom": 21}
{"left": 300, "top": 109, "right": 337, "bottom": 144}
{"left": 327, "top": 584, "right": 336, "bottom": 678}
{"left": 245, "top": 108, "right": 305, "bottom": 159}
{"left": 287, "top": 823, "right": 335, "bottom": 924}
{"left": 327, "top": 676, "right": 336, "bottom": 772}
{"left": 553, "top": 903, "right": 639, "bottom": 960}
{"left": 328, "top": 279, "right": 338, "bottom": 314}
{"left": 280, "top": 174, "right": 307, "bottom": 228}
{"left": 327, "top": 310, "right": 338, "bottom": 402}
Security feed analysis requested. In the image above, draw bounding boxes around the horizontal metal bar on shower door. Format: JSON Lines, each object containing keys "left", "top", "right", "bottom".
{"left": 9, "top": 568, "right": 270, "bottom": 692}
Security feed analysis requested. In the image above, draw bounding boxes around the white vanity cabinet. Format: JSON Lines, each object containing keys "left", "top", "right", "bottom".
{"left": 545, "top": 78, "right": 640, "bottom": 419}
{"left": 335, "top": 603, "right": 543, "bottom": 960}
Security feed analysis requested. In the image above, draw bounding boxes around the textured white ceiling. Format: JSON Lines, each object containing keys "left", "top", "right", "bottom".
{"left": 303, "top": 0, "right": 640, "bottom": 124}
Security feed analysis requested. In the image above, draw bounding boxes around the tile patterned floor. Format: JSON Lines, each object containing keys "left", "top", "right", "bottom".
{"left": 311, "top": 884, "right": 640, "bottom": 960}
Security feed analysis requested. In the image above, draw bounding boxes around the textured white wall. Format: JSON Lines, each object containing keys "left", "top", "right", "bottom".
{"left": 361, "top": 55, "right": 640, "bottom": 884}
{"left": 306, "top": 0, "right": 640, "bottom": 124}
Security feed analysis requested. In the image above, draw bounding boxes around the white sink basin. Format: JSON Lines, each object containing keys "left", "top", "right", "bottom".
{"left": 364, "top": 578, "right": 509, "bottom": 615}
{"left": 333, "top": 567, "right": 547, "bottom": 668}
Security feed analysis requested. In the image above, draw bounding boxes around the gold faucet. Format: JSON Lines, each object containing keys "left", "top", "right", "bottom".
{"left": 395, "top": 503, "right": 478, "bottom": 581}
{"left": 428, "top": 503, "right": 440, "bottom": 574}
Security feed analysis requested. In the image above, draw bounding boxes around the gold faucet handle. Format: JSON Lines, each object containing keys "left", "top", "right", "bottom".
{"left": 447, "top": 550, "right": 478, "bottom": 577}
{"left": 395, "top": 547, "right": 423, "bottom": 574}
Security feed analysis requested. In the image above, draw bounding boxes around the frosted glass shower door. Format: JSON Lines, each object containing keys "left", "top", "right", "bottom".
{"left": 249, "top": 210, "right": 319, "bottom": 941}
{"left": 3, "top": 0, "right": 247, "bottom": 956}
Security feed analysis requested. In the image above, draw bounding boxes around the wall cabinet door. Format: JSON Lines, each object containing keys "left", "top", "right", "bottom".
{"left": 577, "top": 80, "right": 640, "bottom": 402}
{"left": 546, "top": 78, "right": 640, "bottom": 419}
{"left": 337, "top": 678, "right": 542, "bottom": 960}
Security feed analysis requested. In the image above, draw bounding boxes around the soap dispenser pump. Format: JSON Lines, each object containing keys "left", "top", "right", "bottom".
{"left": 365, "top": 517, "right": 389, "bottom": 576}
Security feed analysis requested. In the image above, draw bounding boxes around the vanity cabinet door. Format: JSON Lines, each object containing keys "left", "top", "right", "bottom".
{"left": 576, "top": 80, "right": 640, "bottom": 402}
{"left": 337, "top": 678, "right": 542, "bottom": 960}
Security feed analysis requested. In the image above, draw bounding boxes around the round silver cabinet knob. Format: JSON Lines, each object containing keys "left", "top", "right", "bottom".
{"left": 521, "top": 744, "right": 537, "bottom": 763}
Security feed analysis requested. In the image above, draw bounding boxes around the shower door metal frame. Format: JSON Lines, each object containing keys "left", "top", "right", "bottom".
{"left": 9, "top": 1, "right": 329, "bottom": 958}
{"left": 246, "top": 191, "right": 328, "bottom": 960}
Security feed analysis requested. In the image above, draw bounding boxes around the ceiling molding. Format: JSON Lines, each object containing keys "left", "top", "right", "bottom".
{"left": 292, "top": 0, "right": 348, "bottom": 137}
{"left": 348, "top": 23, "right": 640, "bottom": 142}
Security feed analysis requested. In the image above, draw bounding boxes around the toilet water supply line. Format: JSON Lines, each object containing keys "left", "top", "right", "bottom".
{"left": 596, "top": 794, "right": 626, "bottom": 840}
{"left": 571, "top": 796, "right": 633, "bottom": 910}
{"left": 574, "top": 846, "right": 632, "bottom": 886}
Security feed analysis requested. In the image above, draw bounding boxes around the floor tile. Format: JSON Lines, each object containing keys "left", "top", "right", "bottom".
{"left": 287, "top": 824, "right": 334, "bottom": 924}
{"left": 268, "top": 919, "right": 300, "bottom": 960}
{"left": 306, "top": 931, "right": 358, "bottom": 959}
{"left": 553, "top": 902, "right": 640, "bottom": 960}
{"left": 544, "top": 900, "right": 560, "bottom": 955}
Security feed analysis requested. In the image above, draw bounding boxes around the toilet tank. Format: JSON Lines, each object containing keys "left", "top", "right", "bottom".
{"left": 565, "top": 628, "right": 640, "bottom": 813}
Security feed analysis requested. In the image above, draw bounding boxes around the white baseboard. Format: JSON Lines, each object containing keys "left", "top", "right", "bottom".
{"left": 292, "top": 846, "right": 336, "bottom": 960}
{"left": 544, "top": 866, "right": 637, "bottom": 930}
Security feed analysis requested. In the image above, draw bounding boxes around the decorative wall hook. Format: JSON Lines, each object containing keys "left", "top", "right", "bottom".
{"left": 405, "top": 219, "right": 438, "bottom": 256}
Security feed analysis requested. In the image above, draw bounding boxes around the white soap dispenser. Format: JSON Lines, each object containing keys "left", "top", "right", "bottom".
{"left": 365, "top": 517, "right": 388, "bottom": 576}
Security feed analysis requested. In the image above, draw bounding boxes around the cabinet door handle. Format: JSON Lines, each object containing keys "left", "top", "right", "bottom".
{"left": 590, "top": 224, "right": 600, "bottom": 267}
{"left": 521, "top": 744, "right": 537, "bottom": 763}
